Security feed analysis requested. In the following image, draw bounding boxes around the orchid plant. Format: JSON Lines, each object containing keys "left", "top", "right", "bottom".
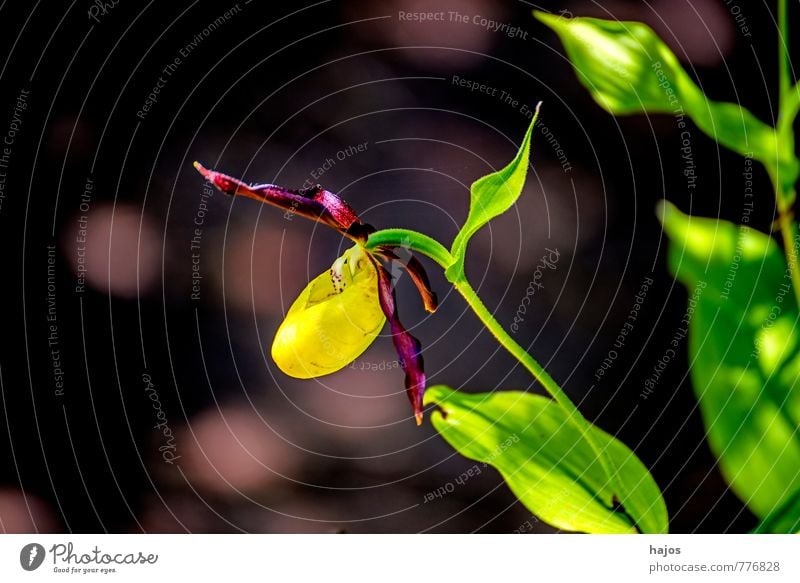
{"left": 195, "top": 107, "right": 668, "bottom": 533}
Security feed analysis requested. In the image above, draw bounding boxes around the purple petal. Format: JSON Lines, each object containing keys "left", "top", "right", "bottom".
{"left": 194, "top": 162, "right": 374, "bottom": 241}
{"left": 374, "top": 247, "right": 438, "bottom": 313}
{"left": 371, "top": 257, "right": 426, "bottom": 425}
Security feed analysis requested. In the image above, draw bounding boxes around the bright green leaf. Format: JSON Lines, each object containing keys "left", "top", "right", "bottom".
{"left": 753, "top": 486, "right": 800, "bottom": 533}
{"left": 425, "top": 385, "right": 668, "bottom": 533}
{"left": 536, "top": 12, "right": 798, "bottom": 189}
{"left": 446, "top": 107, "right": 539, "bottom": 282}
{"left": 658, "top": 201, "right": 800, "bottom": 519}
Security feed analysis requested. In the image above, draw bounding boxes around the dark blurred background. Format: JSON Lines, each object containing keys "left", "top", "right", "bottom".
{"left": 0, "top": 0, "right": 791, "bottom": 533}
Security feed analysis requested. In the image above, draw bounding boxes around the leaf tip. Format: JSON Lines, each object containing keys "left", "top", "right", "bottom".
{"left": 527, "top": 101, "right": 543, "bottom": 132}
{"left": 655, "top": 199, "right": 675, "bottom": 225}
{"left": 533, "top": 10, "right": 564, "bottom": 29}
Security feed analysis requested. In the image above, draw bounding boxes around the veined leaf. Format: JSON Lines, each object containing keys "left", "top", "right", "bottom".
{"left": 535, "top": 12, "right": 798, "bottom": 190}
{"left": 425, "top": 385, "right": 668, "bottom": 533}
{"left": 658, "top": 201, "right": 800, "bottom": 519}
{"left": 446, "top": 108, "right": 539, "bottom": 282}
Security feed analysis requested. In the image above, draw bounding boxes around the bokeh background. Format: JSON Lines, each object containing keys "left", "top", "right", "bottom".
{"left": 0, "top": 0, "right": 790, "bottom": 533}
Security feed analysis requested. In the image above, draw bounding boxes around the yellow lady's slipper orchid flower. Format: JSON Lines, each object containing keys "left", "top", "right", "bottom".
{"left": 194, "top": 162, "right": 437, "bottom": 424}
{"left": 272, "top": 245, "right": 385, "bottom": 378}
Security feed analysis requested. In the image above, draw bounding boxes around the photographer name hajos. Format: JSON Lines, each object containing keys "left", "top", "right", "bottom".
{"left": 49, "top": 543, "right": 158, "bottom": 566}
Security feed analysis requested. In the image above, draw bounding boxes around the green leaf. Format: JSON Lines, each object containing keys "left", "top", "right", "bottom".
{"left": 446, "top": 107, "right": 539, "bottom": 282}
{"left": 753, "top": 486, "right": 800, "bottom": 533}
{"left": 425, "top": 385, "right": 668, "bottom": 533}
{"left": 535, "top": 12, "right": 798, "bottom": 190}
{"left": 658, "top": 201, "right": 800, "bottom": 519}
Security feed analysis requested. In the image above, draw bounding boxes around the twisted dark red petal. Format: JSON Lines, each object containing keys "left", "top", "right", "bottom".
{"left": 193, "top": 162, "right": 374, "bottom": 241}
{"left": 371, "top": 257, "right": 426, "bottom": 425}
{"left": 397, "top": 255, "right": 438, "bottom": 313}
{"left": 374, "top": 248, "right": 438, "bottom": 313}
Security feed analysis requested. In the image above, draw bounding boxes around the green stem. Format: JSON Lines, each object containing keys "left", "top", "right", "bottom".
{"left": 366, "top": 227, "right": 623, "bottom": 498}
{"left": 776, "top": 184, "right": 800, "bottom": 308}
{"left": 779, "top": 77, "right": 800, "bottom": 139}
{"left": 452, "top": 277, "right": 621, "bottom": 497}
{"left": 365, "top": 228, "right": 454, "bottom": 268}
{"left": 784, "top": 80, "right": 800, "bottom": 135}
{"left": 775, "top": 0, "right": 800, "bottom": 307}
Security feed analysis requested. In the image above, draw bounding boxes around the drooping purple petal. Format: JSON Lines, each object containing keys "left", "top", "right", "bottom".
{"left": 194, "top": 162, "right": 374, "bottom": 241}
{"left": 374, "top": 247, "right": 438, "bottom": 313}
{"left": 371, "top": 256, "right": 426, "bottom": 425}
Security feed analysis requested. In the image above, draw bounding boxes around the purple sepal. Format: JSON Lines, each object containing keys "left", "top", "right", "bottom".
{"left": 194, "top": 162, "right": 374, "bottom": 241}
{"left": 372, "top": 257, "right": 426, "bottom": 425}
